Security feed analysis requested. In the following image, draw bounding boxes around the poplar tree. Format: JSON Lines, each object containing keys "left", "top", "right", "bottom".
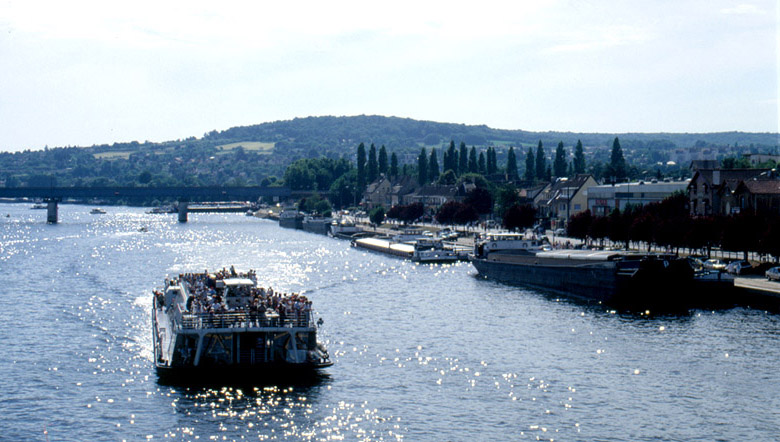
{"left": 445, "top": 140, "right": 457, "bottom": 173}
{"left": 417, "top": 147, "right": 428, "bottom": 186}
{"left": 535, "top": 141, "right": 546, "bottom": 182}
{"left": 428, "top": 148, "right": 440, "bottom": 182}
{"left": 553, "top": 141, "right": 567, "bottom": 178}
{"left": 478, "top": 151, "right": 487, "bottom": 175}
{"left": 468, "top": 146, "right": 478, "bottom": 173}
{"left": 459, "top": 142, "right": 468, "bottom": 176}
{"left": 367, "top": 143, "right": 378, "bottom": 183}
{"left": 506, "top": 146, "right": 518, "bottom": 181}
{"left": 524, "top": 148, "right": 535, "bottom": 181}
{"left": 487, "top": 147, "right": 497, "bottom": 175}
{"left": 357, "top": 142, "right": 366, "bottom": 191}
{"left": 378, "top": 145, "right": 388, "bottom": 176}
{"left": 573, "top": 140, "right": 586, "bottom": 174}
{"left": 390, "top": 152, "right": 399, "bottom": 177}
{"left": 607, "top": 137, "right": 627, "bottom": 183}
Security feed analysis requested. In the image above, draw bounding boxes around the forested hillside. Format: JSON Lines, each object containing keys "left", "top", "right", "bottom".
{"left": 1, "top": 115, "right": 777, "bottom": 190}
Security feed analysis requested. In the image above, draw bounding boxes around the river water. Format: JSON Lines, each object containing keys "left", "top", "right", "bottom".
{"left": 1, "top": 203, "right": 778, "bottom": 441}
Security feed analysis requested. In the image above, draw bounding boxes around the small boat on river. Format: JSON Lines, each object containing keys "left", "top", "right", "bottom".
{"left": 412, "top": 238, "right": 460, "bottom": 263}
{"left": 152, "top": 268, "right": 333, "bottom": 379}
{"left": 90, "top": 208, "right": 106, "bottom": 214}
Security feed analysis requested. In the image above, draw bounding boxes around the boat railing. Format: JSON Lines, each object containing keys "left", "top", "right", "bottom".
{"left": 176, "top": 311, "right": 314, "bottom": 330}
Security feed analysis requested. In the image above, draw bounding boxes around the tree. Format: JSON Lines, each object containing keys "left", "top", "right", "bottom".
{"left": 589, "top": 216, "right": 610, "bottom": 246}
{"left": 554, "top": 141, "right": 567, "bottom": 178}
{"left": 314, "top": 199, "right": 333, "bottom": 217}
{"left": 138, "top": 170, "right": 152, "bottom": 184}
{"left": 368, "top": 143, "right": 378, "bottom": 183}
{"left": 506, "top": 146, "right": 518, "bottom": 180}
{"left": 607, "top": 137, "right": 627, "bottom": 183}
{"left": 378, "top": 145, "right": 388, "bottom": 176}
{"left": 487, "top": 147, "right": 498, "bottom": 175}
{"left": 478, "top": 151, "right": 486, "bottom": 175}
{"left": 464, "top": 187, "right": 493, "bottom": 215}
{"left": 437, "top": 169, "right": 457, "bottom": 185}
{"left": 573, "top": 140, "right": 586, "bottom": 174}
{"left": 436, "top": 201, "right": 477, "bottom": 225}
{"left": 390, "top": 152, "right": 399, "bottom": 177}
{"left": 495, "top": 183, "right": 520, "bottom": 218}
{"left": 459, "top": 142, "right": 469, "bottom": 176}
{"left": 428, "top": 148, "right": 440, "bottom": 182}
{"left": 357, "top": 142, "right": 366, "bottom": 191}
{"left": 444, "top": 140, "right": 457, "bottom": 174}
{"left": 468, "top": 146, "right": 478, "bottom": 173}
{"left": 524, "top": 148, "right": 535, "bottom": 181}
{"left": 369, "top": 206, "right": 385, "bottom": 226}
{"left": 568, "top": 209, "right": 593, "bottom": 240}
{"left": 330, "top": 171, "right": 357, "bottom": 208}
{"left": 387, "top": 202, "right": 424, "bottom": 224}
{"left": 503, "top": 204, "right": 536, "bottom": 231}
{"left": 417, "top": 147, "right": 428, "bottom": 186}
{"left": 535, "top": 141, "right": 546, "bottom": 181}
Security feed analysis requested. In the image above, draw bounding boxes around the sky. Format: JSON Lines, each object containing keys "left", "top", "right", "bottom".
{"left": 0, "top": 0, "right": 777, "bottom": 152}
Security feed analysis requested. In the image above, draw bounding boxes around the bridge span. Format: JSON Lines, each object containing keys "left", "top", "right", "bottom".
{"left": 0, "top": 186, "right": 292, "bottom": 223}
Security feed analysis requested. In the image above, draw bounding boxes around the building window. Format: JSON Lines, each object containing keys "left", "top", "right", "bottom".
{"left": 574, "top": 204, "right": 581, "bottom": 210}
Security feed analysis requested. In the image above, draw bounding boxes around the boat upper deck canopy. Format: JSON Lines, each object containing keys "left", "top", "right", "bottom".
{"left": 221, "top": 278, "right": 256, "bottom": 287}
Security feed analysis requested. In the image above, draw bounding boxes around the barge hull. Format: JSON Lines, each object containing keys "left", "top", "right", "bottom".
{"left": 471, "top": 257, "right": 618, "bottom": 303}
{"left": 471, "top": 254, "right": 696, "bottom": 310}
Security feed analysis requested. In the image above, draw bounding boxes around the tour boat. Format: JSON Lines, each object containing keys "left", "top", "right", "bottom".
{"left": 152, "top": 269, "right": 332, "bottom": 379}
{"left": 90, "top": 208, "right": 106, "bottom": 214}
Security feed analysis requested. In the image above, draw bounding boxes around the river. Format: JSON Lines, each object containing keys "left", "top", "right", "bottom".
{"left": 1, "top": 203, "right": 778, "bottom": 441}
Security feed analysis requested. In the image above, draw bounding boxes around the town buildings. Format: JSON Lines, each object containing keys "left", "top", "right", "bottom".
{"left": 588, "top": 180, "right": 689, "bottom": 216}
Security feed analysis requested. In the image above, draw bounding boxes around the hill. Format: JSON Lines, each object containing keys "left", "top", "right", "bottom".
{"left": 1, "top": 115, "right": 778, "bottom": 192}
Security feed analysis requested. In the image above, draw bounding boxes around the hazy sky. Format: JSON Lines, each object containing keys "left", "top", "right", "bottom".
{"left": 0, "top": 0, "right": 777, "bottom": 152}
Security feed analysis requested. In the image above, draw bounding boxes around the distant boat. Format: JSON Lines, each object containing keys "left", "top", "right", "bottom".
{"left": 147, "top": 206, "right": 175, "bottom": 214}
{"left": 31, "top": 203, "right": 46, "bottom": 210}
{"left": 90, "top": 208, "right": 106, "bottom": 214}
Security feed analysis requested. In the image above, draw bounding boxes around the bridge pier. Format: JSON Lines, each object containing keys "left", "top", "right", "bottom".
{"left": 178, "top": 202, "right": 188, "bottom": 223}
{"left": 45, "top": 198, "right": 60, "bottom": 224}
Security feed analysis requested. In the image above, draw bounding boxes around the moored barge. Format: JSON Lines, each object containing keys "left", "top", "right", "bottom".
{"left": 470, "top": 233, "right": 710, "bottom": 309}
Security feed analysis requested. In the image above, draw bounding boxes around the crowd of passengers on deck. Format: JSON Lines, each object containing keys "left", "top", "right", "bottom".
{"left": 155, "top": 267, "right": 313, "bottom": 327}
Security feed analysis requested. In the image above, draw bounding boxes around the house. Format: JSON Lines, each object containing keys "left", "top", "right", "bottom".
{"left": 742, "top": 153, "right": 780, "bottom": 166}
{"left": 722, "top": 173, "right": 780, "bottom": 215}
{"left": 404, "top": 184, "right": 459, "bottom": 213}
{"left": 388, "top": 175, "right": 417, "bottom": 207}
{"left": 534, "top": 174, "right": 597, "bottom": 228}
{"left": 588, "top": 179, "right": 689, "bottom": 217}
{"left": 362, "top": 175, "right": 417, "bottom": 209}
{"left": 688, "top": 168, "right": 767, "bottom": 216}
{"left": 690, "top": 160, "right": 719, "bottom": 171}
{"left": 362, "top": 176, "right": 393, "bottom": 209}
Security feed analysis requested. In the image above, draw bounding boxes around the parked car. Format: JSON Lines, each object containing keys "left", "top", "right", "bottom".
{"left": 703, "top": 259, "right": 727, "bottom": 270}
{"left": 554, "top": 228, "right": 566, "bottom": 236}
{"left": 726, "top": 260, "right": 753, "bottom": 275}
{"left": 688, "top": 257, "right": 705, "bottom": 270}
{"left": 766, "top": 267, "right": 780, "bottom": 281}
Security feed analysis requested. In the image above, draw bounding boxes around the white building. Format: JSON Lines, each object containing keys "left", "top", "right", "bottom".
{"left": 587, "top": 180, "right": 690, "bottom": 216}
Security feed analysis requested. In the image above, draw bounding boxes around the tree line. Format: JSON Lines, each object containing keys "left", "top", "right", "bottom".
{"left": 563, "top": 193, "right": 780, "bottom": 262}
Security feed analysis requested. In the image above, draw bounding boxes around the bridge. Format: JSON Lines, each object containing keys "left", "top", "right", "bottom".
{"left": 0, "top": 186, "right": 292, "bottom": 223}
